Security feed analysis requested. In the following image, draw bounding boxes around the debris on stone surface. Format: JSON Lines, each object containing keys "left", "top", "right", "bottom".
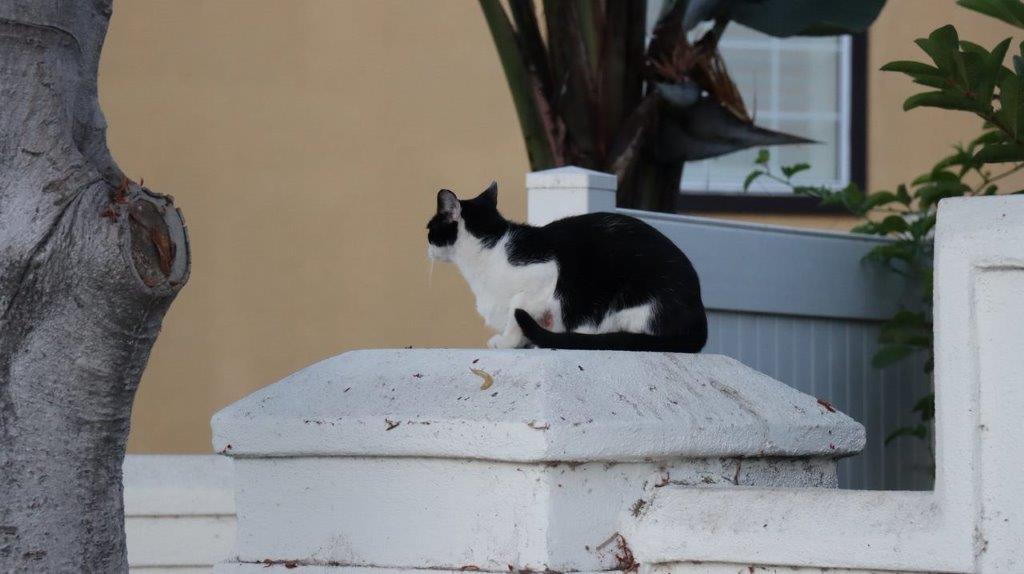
{"left": 260, "top": 558, "right": 298, "bottom": 568}
{"left": 597, "top": 533, "right": 638, "bottom": 572}
{"left": 817, "top": 398, "right": 836, "bottom": 412}
{"left": 471, "top": 368, "right": 493, "bottom": 390}
{"left": 630, "top": 498, "right": 648, "bottom": 517}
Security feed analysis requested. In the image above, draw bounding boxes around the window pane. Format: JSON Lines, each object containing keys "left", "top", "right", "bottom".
{"left": 778, "top": 48, "right": 840, "bottom": 114}
{"left": 665, "top": 23, "right": 851, "bottom": 194}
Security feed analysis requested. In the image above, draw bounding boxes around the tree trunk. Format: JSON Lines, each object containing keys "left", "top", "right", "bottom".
{"left": 0, "top": 2, "right": 189, "bottom": 571}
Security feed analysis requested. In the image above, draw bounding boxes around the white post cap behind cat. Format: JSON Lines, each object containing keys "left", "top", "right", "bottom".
{"left": 526, "top": 166, "right": 617, "bottom": 226}
{"left": 211, "top": 348, "right": 864, "bottom": 573}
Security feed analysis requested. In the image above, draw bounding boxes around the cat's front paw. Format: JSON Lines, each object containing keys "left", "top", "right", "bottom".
{"left": 488, "top": 334, "right": 523, "bottom": 349}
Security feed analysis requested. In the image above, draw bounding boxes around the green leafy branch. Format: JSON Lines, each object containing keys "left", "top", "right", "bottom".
{"left": 745, "top": 2, "right": 1024, "bottom": 459}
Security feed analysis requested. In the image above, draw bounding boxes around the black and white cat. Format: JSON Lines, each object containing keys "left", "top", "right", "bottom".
{"left": 426, "top": 182, "right": 707, "bottom": 352}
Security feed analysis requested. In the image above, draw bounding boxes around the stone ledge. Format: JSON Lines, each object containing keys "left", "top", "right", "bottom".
{"left": 211, "top": 349, "right": 865, "bottom": 462}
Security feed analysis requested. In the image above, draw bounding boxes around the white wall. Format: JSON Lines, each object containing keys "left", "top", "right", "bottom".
{"left": 124, "top": 455, "right": 235, "bottom": 572}
{"left": 130, "top": 194, "right": 1024, "bottom": 574}
{"left": 626, "top": 196, "right": 1024, "bottom": 573}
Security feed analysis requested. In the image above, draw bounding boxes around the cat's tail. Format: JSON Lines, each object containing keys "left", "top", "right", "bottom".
{"left": 514, "top": 309, "right": 704, "bottom": 353}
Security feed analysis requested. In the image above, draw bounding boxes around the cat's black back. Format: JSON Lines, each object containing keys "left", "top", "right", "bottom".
{"left": 509, "top": 212, "right": 707, "bottom": 352}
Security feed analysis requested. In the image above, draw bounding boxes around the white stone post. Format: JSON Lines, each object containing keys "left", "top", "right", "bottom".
{"left": 212, "top": 350, "right": 864, "bottom": 573}
{"left": 526, "top": 166, "right": 617, "bottom": 226}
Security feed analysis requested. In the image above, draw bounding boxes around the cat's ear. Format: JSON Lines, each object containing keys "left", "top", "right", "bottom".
{"left": 475, "top": 181, "right": 498, "bottom": 208}
{"left": 437, "top": 189, "right": 461, "bottom": 221}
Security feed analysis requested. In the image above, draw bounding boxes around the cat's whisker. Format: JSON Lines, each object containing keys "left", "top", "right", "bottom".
{"left": 428, "top": 259, "right": 435, "bottom": 288}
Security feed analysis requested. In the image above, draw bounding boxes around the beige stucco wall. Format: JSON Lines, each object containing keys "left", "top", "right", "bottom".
{"left": 99, "top": 1, "right": 1018, "bottom": 452}
{"left": 868, "top": 0, "right": 1024, "bottom": 195}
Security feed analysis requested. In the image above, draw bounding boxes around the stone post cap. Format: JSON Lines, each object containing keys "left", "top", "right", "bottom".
{"left": 526, "top": 166, "right": 617, "bottom": 191}
{"left": 212, "top": 349, "right": 865, "bottom": 461}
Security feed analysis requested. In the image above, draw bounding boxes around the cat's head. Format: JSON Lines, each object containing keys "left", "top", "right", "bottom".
{"left": 426, "top": 182, "right": 502, "bottom": 262}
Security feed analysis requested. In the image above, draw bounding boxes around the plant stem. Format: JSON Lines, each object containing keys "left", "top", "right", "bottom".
{"left": 981, "top": 161, "right": 1024, "bottom": 189}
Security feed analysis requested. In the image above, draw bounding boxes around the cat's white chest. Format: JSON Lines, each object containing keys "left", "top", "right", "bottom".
{"left": 455, "top": 235, "right": 558, "bottom": 332}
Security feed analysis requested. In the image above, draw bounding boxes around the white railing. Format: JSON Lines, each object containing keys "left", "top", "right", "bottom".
{"left": 124, "top": 455, "right": 235, "bottom": 572}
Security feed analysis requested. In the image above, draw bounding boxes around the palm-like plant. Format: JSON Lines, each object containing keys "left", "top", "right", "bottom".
{"left": 479, "top": 0, "right": 887, "bottom": 211}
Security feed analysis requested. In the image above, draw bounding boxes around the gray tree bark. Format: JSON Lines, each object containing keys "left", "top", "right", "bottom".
{"left": 0, "top": 1, "right": 190, "bottom": 571}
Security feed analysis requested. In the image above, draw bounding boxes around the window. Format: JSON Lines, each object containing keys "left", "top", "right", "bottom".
{"left": 646, "top": 5, "right": 866, "bottom": 212}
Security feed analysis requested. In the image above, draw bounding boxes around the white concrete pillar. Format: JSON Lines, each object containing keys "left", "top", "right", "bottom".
{"left": 212, "top": 350, "right": 863, "bottom": 573}
{"left": 526, "top": 166, "right": 617, "bottom": 226}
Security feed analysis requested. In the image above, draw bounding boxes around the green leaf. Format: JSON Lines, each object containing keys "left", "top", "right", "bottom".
{"left": 913, "top": 169, "right": 960, "bottom": 186}
{"left": 865, "top": 241, "right": 916, "bottom": 267}
{"left": 960, "top": 40, "right": 990, "bottom": 56}
{"left": 912, "top": 76, "right": 957, "bottom": 90}
{"left": 543, "top": 1, "right": 601, "bottom": 163}
{"left": 933, "top": 149, "right": 976, "bottom": 172}
{"left": 879, "top": 310, "right": 932, "bottom": 347}
{"left": 896, "top": 184, "right": 912, "bottom": 205}
{"left": 960, "top": 44, "right": 987, "bottom": 89}
{"left": 957, "top": 0, "right": 1024, "bottom": 29}
{"left": 912, "top": 394, "right": 936, "bottom": 422}
{"left": 862, "top": 191, "right": 900, "bottom": 212}
{"left": 730, "top": 0, "right": 887, "bottom": 37}
{"left": 973, "top": 129, "right": 1009, "bottom": 146}
{"left": 744, "top": 170, "right": 765, "bottom": 192}
{"left": 889, "top": 309, "right": 930, "bottom": 326}
{"left": 909, "top": 214, "right": 937, "bottom": 239}
{"left": 873, "top": 214, "right": 910, "bottom": 234}
{"left": 508, "top": 0, "right": 554, "bottom": 97}
{"left": 847, "top": 216, "right": 905, "bottom": 237}
{"left": 840, "top": 183, "right": 866, "bottom": 213}
{"left": 918, "top": 181, "right": 971, "bottom": 208}
{"left": 884, "top": 424, "right": 929, "bottom": 445}
{"left": 478, "top": 0, "right": 557, "bottom": 169}
{"left": 755, "top": 148, "right": 770, "bottom": 165}
{"left": 915, "top": 25, "right": 961, "bottom": 77}
{"left": 903, "top": 91, "right": 987, "bottom": 113}
{"left": 978, "top": 38, "right": 1012, "bottom": 104}
{"left": 997, "top": 70, "right": 1024, "bottom": 139}
{"left": 851, "top": 222, "right": 879, "bottom": 235}
{"left": 921, "top": 268, "right": 935, "bottom": 306}
{"left": 881, "top": 60, "right": 943, "bottom": 76}
{"left": 780, "top": 163, "right": 811, "bottom": 179}
{"left": 974, "top": 143, "right": 1024, "bottom": 163}
{"left": 873, "top": 345, "right": 917, "bottom": 368}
